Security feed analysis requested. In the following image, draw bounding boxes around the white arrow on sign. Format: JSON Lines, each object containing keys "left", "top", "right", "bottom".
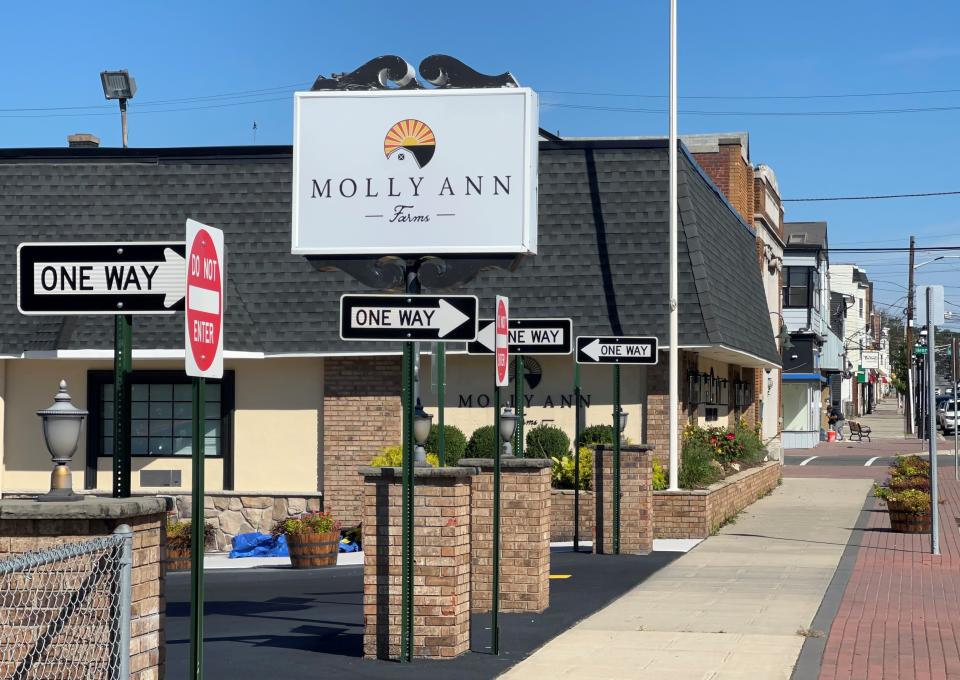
{"left": 352, "top": 298, "right": 470, "bottom": 338}
{"left": 582, "top": 338, "right": 653, "bottom": 362}
{"left": 32, "top": 248, "right": 186, "bottom": 308}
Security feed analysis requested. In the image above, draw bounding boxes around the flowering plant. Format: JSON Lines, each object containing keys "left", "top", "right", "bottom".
{"left": 272, "top": 511, "right": 341, "bottom": 537}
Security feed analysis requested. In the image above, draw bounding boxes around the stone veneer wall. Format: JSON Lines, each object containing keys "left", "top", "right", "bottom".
{"left": 0, "top": 498, "right": 169, "bottom": 680}
{"left": 165, "top": 492, "right": 322, "bottom": 552}
{"left": 550, "top": 489, "right": 595, "bottom": 543}
{"left": 653, "top": 460, "right": 781, "bottom": 538}
{"left": 324, "top": 357, "right": 401, "bottom": 527}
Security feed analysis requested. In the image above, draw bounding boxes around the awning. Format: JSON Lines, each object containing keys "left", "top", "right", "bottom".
{"left": 783, "top": 372, "right": 828, "bottom": 383}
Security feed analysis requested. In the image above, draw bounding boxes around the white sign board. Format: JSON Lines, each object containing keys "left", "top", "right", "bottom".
{"left": 292, "top": 88, "right": 538, "bottom": 256}
{"left": 185, "top": 220, "right": 225, "bottom": 379}
{"left": 861, "top": 351, "right": 880, "bottom": 370}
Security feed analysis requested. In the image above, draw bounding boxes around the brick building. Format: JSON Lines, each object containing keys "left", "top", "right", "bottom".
{"left": 0, "top": 136, "right": 779, "bottom": 527}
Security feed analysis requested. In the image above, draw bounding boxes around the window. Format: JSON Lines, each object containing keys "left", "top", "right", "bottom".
{"left": 88, "top": 371, "right": 233, "bottom": 458}
{"left": 783, "top": 267, "right": 813, "bottom": 308}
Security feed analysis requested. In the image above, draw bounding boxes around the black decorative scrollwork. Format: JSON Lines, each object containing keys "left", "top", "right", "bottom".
{"left": 418, "top": 54, "right": 518, "bottom": 89}
{"left": 417, "top": 255, "right": 520, "bottom": 291}
{"left": 311, "top": 55, "right": 420, "bottom": 91}
{"left": 307, "top": 256, "right": 407, "bottom": 291}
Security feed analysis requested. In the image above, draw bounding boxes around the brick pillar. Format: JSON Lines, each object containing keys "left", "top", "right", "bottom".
{"left": 360, "top": 466, "right": 472, "bottom": 660}
{"left": 0, "top": 497, "right": 170, "bottom": 680}
{"left": 460, "top": 457, "right": 552, "bottom": 614}
{"left": 593, "top": 445, "right": 653, "bottom": 555}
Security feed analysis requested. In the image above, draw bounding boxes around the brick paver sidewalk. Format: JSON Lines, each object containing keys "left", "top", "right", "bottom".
{"left": 818, "top": 469, "right": 960, "bottom": 680}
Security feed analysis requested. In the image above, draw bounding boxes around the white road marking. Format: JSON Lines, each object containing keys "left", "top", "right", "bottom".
{"left": 864, "top": 457, "right": 880, "bottom": 467}
{"left": 799, "top": 456, "right": 819, "bottom": 466}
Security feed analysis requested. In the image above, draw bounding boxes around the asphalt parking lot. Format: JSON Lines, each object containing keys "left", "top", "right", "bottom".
{"left": 166, "top": 549, "right": 679, "bottom": 680}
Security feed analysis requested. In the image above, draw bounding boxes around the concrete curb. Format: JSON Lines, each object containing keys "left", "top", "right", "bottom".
{"left": 791, "top": 488, "right": 873, "bottom": 679}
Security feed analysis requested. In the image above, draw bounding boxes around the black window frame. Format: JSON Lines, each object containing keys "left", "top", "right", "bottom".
{"left": 783, "top": 266, "right": 814, "bottom": 309}
{"left": 84, "top": 370, "right": 235, "bottom": 490}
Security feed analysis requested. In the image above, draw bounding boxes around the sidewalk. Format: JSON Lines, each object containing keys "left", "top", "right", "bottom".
{"left": 500, "top": 477, "right": 872, "bottom": 679}
{"left": 815, "top": 468, "right": 960, "bottom": 680}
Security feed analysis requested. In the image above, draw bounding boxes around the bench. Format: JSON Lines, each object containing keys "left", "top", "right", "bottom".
{"left": 848, "top": 421, "right": 872, "bottom": 442}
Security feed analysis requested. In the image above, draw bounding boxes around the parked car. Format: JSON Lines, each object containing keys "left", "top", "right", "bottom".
{"left": 938, "top": 399, "right": 960, "bottom": 433}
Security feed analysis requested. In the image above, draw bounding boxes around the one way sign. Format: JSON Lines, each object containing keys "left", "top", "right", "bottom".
{"left": 340, "top": 294, "right": 478, "bottom": 342}
{"left": 576, "top": 336, "right": 659, "bottom": 364}
{"left": 467, "top": 318, "right": 573, "bottom": 355}
{"left": 17, "top": 242, "right": 186, "bottom": 315}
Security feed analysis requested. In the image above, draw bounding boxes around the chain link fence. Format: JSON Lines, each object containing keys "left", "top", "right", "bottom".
{"left": 0, "top": 525, "right": 132, "bottom": 680}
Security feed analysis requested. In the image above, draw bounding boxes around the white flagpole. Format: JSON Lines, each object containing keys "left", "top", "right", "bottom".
{"left": 668, "top": 0, "right": 680, "bottom": 490}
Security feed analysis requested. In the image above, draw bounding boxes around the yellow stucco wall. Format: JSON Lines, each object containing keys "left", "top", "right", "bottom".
{"left": 0, "top": 358, "right": 322, "bottom": 495}
{"left": 418, "top": 354, "right": 645, "bottom": 447}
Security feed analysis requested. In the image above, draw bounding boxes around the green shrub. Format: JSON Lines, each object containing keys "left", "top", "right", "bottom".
{"left": 679, "top": 439, "right": 723, "bottom": 490}
{"left": 734, "top": 420, "right": 767, "bottom": 466}
{"left": 891, "top": 455, "right": 930, "bottom": 480}
{"left": 579, "top": 424, "right": 615, "bottom": 447}
{"left": 652, "top": 459, "right": 668, "bottom": 491}
{"left": 881, "top": 488, "right": 931, "bottom": 514}
{"left": 465, "top": 425, "right": 497, "bottom": 458}
{"left": 551, "top": 446, "right": 593, "bottom": 490}
{"left": 526, "top": 424, "right": 570, "bottom": 459}
{"left": 370, "top": 445, "right": 439, "bottom": 468}
{"left": 425, "top": 424, "right": 468, "bottom": 466}
{"left": 166, "top": 518, "right": 215, "bottom": 551}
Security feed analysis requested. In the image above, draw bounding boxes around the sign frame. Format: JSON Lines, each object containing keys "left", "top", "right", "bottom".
{"left": 185, "top": 221, "right": 225, "bottom": 380}
{"left": 17, "top": 242, "right": 186, "bottom": 316}
{"left": 575, "top": 335, "right": 660, "bottom": 365}
{"left": 467, "top": 317, "right": 573, "bottom": 355}
{"left": 291, "top": 87, "right": 539, "bottom": 257}
{"left": 339, "top": 294, "right": 479, "bottom": 342}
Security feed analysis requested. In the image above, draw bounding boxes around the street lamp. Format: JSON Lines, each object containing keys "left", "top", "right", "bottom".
{"left": 499, "top": 407, "right": 519, "bottom": 458}
{"left": 100, "top": 69, "right": 137, "bottom": 148}
{"left": 613, "top": 407, "right": 629, "bottom": 444}
{"left": 36, "top": 380, "right": 88, "bottom": 502}
{"left": 413, "top": 399, "right": 433, "bottom": 467}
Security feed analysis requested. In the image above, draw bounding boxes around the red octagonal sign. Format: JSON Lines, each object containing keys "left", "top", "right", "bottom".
{"left": 495, "top": 295, "right": 509, "bottom": 387}
{"left": 185, "top": 220, "right": 224, "bottom": 379}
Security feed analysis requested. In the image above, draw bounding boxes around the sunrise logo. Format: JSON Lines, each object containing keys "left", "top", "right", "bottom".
{"left": 384, "top": 119, "right": 436, "bottom": 168}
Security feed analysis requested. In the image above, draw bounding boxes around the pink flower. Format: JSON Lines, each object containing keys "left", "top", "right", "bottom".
{"left": 725, "top": 433, "right": 735, "bottom": 441}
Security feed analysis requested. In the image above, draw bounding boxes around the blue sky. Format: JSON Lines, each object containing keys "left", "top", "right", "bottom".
{"left": 4, "top": 1, "right": 960, "bottom": 316}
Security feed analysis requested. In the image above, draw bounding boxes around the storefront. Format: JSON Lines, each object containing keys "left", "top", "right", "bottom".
{"left": 0, "top": 137, "right": 779, "bottom": 524}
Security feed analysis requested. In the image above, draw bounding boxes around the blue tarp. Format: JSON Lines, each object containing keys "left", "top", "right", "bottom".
{"left": 339, "top": 538, "right": 360, "bottom": 553}
{"left": 229, "top": 532, "right": 289, "bottom": 558}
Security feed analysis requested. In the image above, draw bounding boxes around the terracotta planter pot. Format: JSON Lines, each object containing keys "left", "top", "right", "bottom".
{"left": 887, "top": 502, "right": 932, "bottom": 534}
{"left": 286, "top": 531, "right": 339, "bottom": 568}
{"left": 164, "top": 546, "right": 192, "bottom": 572}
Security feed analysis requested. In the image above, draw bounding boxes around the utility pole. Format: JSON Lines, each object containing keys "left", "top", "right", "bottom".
{"left": 905, "top": 235, "right": 915, "bottom": 434}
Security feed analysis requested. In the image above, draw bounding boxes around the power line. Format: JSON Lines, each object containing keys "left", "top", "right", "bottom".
{"left": 826, "top": 246, "right": 960, "bottom": 253}
{"left": 783, "top": 190, "right": 960, "bottom": 202}
{"left": 541, "top": 101, "right": 960, "bottom": 117}
{"left": 538, "top": 86, "right": 960, "bottom": 101}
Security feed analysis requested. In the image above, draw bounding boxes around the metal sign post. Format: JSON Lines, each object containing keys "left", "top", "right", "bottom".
{"left": 184, "top": 220, "right": 225, "bottom": 680}
{"left": 927, "top": 287, "right": 940, "bottom": 556}
{"left": 573, "top": 361, "right": 582, "bottom": 552}
{"left": 954, "top": 337, "right": 958, "bottom": 480}
{"left": 113, "top": 316, "right": 132, "bottom": 498}
{"left": 514, "top": 356, "right": 524, "bottom": 457}
{"left": 576, "top": 335, "right": 658, "bottom": 555}
{"left": 613, "top": 364, "right": 622, "bottom": 555}
{"left": 492, "top": 295, "right": 509, "bottom": 656}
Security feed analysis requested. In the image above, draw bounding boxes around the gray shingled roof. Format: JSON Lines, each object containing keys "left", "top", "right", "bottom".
{"left": 784, "top": 221, "right": 828, "bottom": 250}
{"left": 0, "top": 140, "right": 779, "bottom": 365}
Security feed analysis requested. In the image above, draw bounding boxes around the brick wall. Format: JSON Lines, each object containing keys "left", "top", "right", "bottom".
{"left": 693, "top": 142, "right": 754, "bottom": 225}
{"left": 645, "top": 353, "right": 694, "bottom": 472}
{"left": 0, "top": 505, "right": 166, "bottom": 680}
{"left": 593, "top": 446, "right": 653, "bottom": 555}
{"left": 653, "top": 460, "right": 781, "bottom": 538}
{"left": 324, "top": 357, "right": 401, "bottom": 527}
{"left": 550, "top": 489, "right": 595, "bottom": 542}
{"left": 462, "top": 458, "right": 552, "bottom": 614}
{"left": 360, "top": 467, "right": 472, "bottom": 660}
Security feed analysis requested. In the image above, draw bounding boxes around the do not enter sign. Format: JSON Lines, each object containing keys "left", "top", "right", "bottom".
{"left": 495, "top": 295, "right": 509, "bottom": 387}
{"left": 185, "top": 219, "right": 225, "bottom": 379}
